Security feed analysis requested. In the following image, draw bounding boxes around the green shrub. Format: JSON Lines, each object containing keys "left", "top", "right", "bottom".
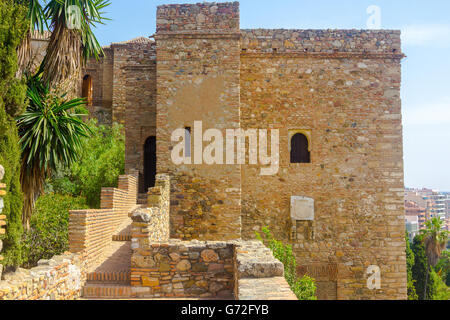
{"left": 431, "top": 269, "right": 450, "bottom": 300}
{"left": 21, "top": 193, "right": 88, "bottom": 268}
{"left": 256, "top": 227, "right": 317, "bottom": 300}
{"left": 435, "top": 250, "right": 450, "bottom": 286}
{"left": 406, "top": 232, "right": 418, "bottom": 300}
{"left": 46, "top": 120, "right": 125, "bottom": 208}
{"left": 0, "top": 0, "right": 28, "bottom": 269}
{"left": 411, "top": 235, "right": 438, "bottom": 300}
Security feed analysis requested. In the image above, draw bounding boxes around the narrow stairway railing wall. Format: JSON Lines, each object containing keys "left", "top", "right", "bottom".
{"left": 69, "top": 174, "right": 138, "bottom": 270}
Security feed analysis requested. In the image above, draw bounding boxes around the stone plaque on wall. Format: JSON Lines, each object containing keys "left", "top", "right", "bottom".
{"left": 290, "top": 196, "right": 314, "bottom": 221}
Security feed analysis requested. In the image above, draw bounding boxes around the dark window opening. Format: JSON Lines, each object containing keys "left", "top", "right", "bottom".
{"left": 82, "top": 75, "right": 93, "bottom": 106}
{"left": 143, "top": 136, "right": 157, "bottom": 193}
{"left": 185, "top": 127, "right": 191, "bottom": 158}
{"left": 290, "top": 133, "right": 311, "bottom": 163}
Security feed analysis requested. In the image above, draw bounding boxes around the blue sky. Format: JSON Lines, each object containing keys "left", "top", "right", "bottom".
{"left": 93, "top": 0, "right": 450, "bottom": 191}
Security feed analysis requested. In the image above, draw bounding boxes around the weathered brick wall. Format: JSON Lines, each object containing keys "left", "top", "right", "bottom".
{"left": 122, "top": 41, "right": 157, "bottom": 190}
{"left": 156, "top": 2, "right": 242, "bottom": 241}
{"left": 112, "top": 40, "right": 155, "bottom": 125}
{"left": 240, "top": 29, "right": 406, "bottom": 300}
{"left": 0, "top": 253, "right": 86, "bottom": 300}
{"left": 83, "top": 47, "right": 114, "bottom": 125}
{"left": 69, "top": 175, "right": 137, "bottom": 270}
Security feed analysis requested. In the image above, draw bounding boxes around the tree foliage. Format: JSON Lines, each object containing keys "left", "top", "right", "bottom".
{"left": 40, "top": 0, "right": 111, "bottom": 87}
{"left": 420, "top": 217, "right": 449, "bottom": 267}
{"left": 0, "top": 0, "right": 28, "bottom": 117}
{"left": 411, "top": 235, "right": 437, "bottom": 300}
{"left": 256, "top": 227, "right": 317, "bottom": 300}
{"left": 16, "top": 75, "right": 91, "bottom": 228}
{"left": 21, "top": 193, "right": 88, "bottom": 268}
{"left": 46, "top": 120, "right": 125, "bottom": 208}
{"left": 435, "top": 250, "right": 450, "bottom": 286}
{"left": 0, "top": 0, "right": 28, "bottom": 268}
{"left": 406, "top": 232, "right": 418, "bottom": 300}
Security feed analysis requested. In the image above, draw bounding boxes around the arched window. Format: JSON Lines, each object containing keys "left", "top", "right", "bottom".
{"left": 143, "top": 136, "right": 157, "bottom": 192}
{"left": 82, "top": 75, "right": 93, "bottom": 106}
{"left": 290, "top": 133, "right": 310, "bottom": 163}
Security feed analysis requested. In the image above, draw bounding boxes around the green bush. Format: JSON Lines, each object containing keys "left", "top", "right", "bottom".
{"left": 46, "top": 120, "right": 125, "bottom": 208}
{"left": 406, "top": 232, "right": 418, "bottom": 300}
{"left": 21, "top": 193, "right": 88, "bottom": 268}
{"left": 430, "top": 269, "right": 450, "bottom": 300}
{"left": 256, "top": 227, "right": 317, "bottom": 300}
{"left": 0, "top": 0, "right": 28, "bottom": 269}
{"left": 411, "top": 235, "right": 438, "bottom": 300}
{"left": 435, "top": 250, "right": 450, "bottom": 286}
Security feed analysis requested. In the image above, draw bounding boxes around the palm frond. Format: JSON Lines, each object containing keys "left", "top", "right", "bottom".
{"left": 41, "top": 0, "right": 111, "bottom": 87}
{"left": 17, "top": 75, "right": 92, "bottom": 228}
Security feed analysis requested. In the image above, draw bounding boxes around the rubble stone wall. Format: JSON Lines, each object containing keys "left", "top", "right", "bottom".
{"left": 156, "top": 2, "right": 242, "bottom": 241}
{"left": 0, "top": 253, "right": 86, "bottom": 300}
{"left": 240, "top": 29, "right": 406, "bottom": 300}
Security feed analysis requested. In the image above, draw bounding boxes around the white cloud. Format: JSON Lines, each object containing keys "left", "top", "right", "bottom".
{"left": 403, "top": 97, "right": 450, "bottom": 126}
{"left": 401, "top": 24, "right": 450, "bottom": 47}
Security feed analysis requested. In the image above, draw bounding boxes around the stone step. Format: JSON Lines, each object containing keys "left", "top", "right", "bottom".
{"left": 82, "top": 284, "right": 133, "bottom": 299}
{"left": 86, "top": 271, "right": 130, "bottom": 284}
{"left": 112, "top": 234, "right": 132, "bottom": 242}
{"left": 137, "top": 193, "right": 147, "bottom": 205}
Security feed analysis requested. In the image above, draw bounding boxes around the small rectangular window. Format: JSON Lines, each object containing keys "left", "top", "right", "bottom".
{"left": 185, "top": 127, "right": 191, "bottom": 158}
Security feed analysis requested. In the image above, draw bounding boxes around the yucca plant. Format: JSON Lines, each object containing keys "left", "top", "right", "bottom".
{"left": 16, "top": 75, "right": 91, "bottom": 229}
{"left": 15, "top": 0, "right": 47, "bottom": 77}
{"left": 40, "top": 0, "right": 111, "bottom": 87}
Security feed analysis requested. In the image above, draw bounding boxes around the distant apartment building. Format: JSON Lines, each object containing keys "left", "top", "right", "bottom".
{"left": 405, "top": 215, "right": 419, "bottom": 241}
{"left": 405, "top": 188, "right": 449, "bottom": 233}
{"left": 444, "top": 193, "right": 450, "bottom": 231}
{"left": 405, "top": 200, "right": 427, "bottom": 231}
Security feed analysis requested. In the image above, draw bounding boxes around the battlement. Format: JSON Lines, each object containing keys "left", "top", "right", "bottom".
{"left": 241, "top": 29, "right": 402, "bottom": 56}
{"left": 156, "top": 2, "right": 240, "bottom": 33}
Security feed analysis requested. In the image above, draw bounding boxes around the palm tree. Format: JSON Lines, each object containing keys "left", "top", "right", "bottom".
{"left": 15, "top": 0, "right": 110, "bottom": 86}
{"left": 15, "top": 0, "right": 47, "bottom": 77}
{"left": 419, "top": 217, "right": 449, "bottom": 299}
{"left": 40, "top": 0, "right": 110, "bottom": 88}
{"left": 16, "top": 75, "right": 91, "bottom": 229}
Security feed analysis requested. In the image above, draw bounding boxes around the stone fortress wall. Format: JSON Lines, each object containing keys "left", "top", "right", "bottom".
{"left": 129, "top": 174, "right": 296, "bottom": 299}
{"left": 8, "top": 1, "right": 406, "bottom": 300}
{"left": 155, "top": 2, "right": 243, "bottom": 241}
{"left": 149, "top": 2, "right": 406, "bottom": 300}
{"left": 240, "top": 28, "right": 405, "bottom": 299}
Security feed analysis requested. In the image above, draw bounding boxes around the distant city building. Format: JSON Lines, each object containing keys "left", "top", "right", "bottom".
{"left": 405, "top": 200, "right": 427, "bottom": 230}
{"left": 405, "top": 215, "right": 419, "bottom": 241}
{"left": 405, "top": 188, "right": 449, "bottom": 234}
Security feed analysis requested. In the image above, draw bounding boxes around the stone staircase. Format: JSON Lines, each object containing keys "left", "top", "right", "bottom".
{"left": 82, "top": 218, "right": 134, "bottom": 299}
{"left": 137, "top": 193, "right": 148, "bottom": 206}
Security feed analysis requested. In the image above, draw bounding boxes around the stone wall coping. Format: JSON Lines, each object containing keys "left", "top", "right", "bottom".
{"left": 0, "top": 252, "right": 85, "bottom": 300}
